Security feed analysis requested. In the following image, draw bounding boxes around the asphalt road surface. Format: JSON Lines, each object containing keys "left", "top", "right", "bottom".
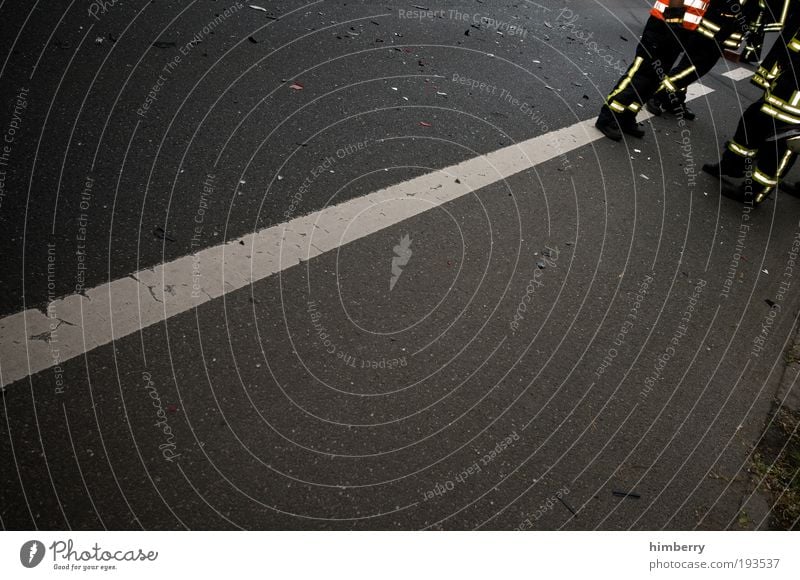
{"left": 1, "top": 0, "right": 800, "bottom": 530}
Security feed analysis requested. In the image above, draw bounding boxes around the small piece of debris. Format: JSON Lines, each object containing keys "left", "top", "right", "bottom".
{"left": 765, "top": 299, "right": 776, "bottom": 307}
{"left": 94, "top": 36, "right": 104, "bottom": 45}
{"left": 419, "top": 121, "right": 432, "bottom": 127}
{"left": 152, "top": 41, "right": 176, "bottom": 48}
{"left": 248, "top": 36, "right": 259, "bottom": 43}
{"left": 640, "top": 174, "right": 649, "bottom": 180}
{"left": 612, "top": 490, "right": 641, "bottom": 499}
{"left": 153, "top": 226, "right": 176, "bottom": 242}
{"left": 289, "top": 82, "right": 304, "bottom": 90}
{"left": 620, "top": 35, "right": 629, "bottom": 41}
{"left": 249, "top": 4, "right": 268, "bottom": 11}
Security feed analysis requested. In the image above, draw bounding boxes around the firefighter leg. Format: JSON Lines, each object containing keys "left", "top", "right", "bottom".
{"left": 748, "top": 145, "right": 794, "bottom": 204}
{"left": 649, "top": 20, "right": 738, "bottom": 118}
{"left": 703, "top": 100, "right": 766, "bottom": 179}
{"left": 599, "top": 16, "right": 684, "bottom": 139}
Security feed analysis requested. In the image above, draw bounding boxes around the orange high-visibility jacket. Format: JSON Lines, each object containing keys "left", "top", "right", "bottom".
{"left": 650, "top": 0, "right": 711, "bottom": 30}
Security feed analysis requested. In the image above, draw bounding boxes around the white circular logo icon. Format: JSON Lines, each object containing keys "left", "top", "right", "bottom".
{"left": 20, "top": 540, "right": 45, "bottom": 568}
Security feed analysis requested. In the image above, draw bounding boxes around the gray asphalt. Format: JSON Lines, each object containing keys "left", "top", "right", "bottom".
{"left": 2, "top": 0, "right": 799, "bottom": 530}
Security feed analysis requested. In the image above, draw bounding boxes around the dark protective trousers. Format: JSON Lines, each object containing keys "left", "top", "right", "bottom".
{"left": 605, "top": 16, "right": 687, "bottom": 116}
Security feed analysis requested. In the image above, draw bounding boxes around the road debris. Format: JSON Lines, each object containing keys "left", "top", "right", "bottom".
{"left": 153, "top": 226, "right": 176, "bottom": 242}
{"left": 612, "top": 490, "right": 641, "bottom": 499}
{"left": 557, "top": 495, "right": 577, "bottom": 515}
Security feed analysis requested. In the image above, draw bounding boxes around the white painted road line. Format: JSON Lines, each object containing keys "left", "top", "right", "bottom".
{"left": 0, "top": 84, "right": 715, "bottom": 388}
{"left": 722, "top": 66, "right": 754, "bottom": 82}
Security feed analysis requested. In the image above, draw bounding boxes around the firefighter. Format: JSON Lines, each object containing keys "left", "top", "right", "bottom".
{"left": 703, "top": 5, "right": 800, "bottom": 205}
{"left": 596, "top": 1, "right": 710, "bottom": 141}
{"left": 646, "top": 0, "right": 762, "bottom": 120}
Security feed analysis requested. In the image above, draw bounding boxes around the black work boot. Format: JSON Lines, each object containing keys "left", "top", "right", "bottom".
{"left": 645, "top": 95, "right": 668, "bottom": 116}
{"left": 595, "top": 105, "right": 623, "bottom": 141}
{"left": 596, "top": 105, "right": 645, "bottom": 141}
{"left": 673, "top": 102, "right": 696, "bottom": 121}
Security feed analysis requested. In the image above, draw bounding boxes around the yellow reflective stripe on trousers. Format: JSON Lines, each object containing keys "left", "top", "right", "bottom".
{"left": 765, "top": 93, "right": 800, "bottom": 116}
{"left": 761, "top": 103, "right": 800, "bottom": 124}
{"left": 697, "top": 26, "right": 716, "bottom": 38}
{"left": 753, "top": 168, "right": 778, "bottom": 186}
{"left": 778, "top": 150, "right": 795, "bottom": 177}
{"left": 728, "top": 140, "right": 757, "bottom": 157}
{"left": 607, "top": 56, "right": 644, "bottom": 104}
{"left": 608, "top": 101, "right": 626, "bottom": 113}
{"left": 699, "top": 18, "right": 721, "bottom": 32}
{"left": 669, "top": 65, "right": 697, "bottom": 83}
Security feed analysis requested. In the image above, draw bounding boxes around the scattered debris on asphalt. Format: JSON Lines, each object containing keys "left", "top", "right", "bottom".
{"left": 542, "top": 247, "right": 557, "bottom": 258}
{"left": 557, "top": 495, "right": 577, "bottom": 515}
{"left": 153, "top": 226, "right": 176, "bottom": 242}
